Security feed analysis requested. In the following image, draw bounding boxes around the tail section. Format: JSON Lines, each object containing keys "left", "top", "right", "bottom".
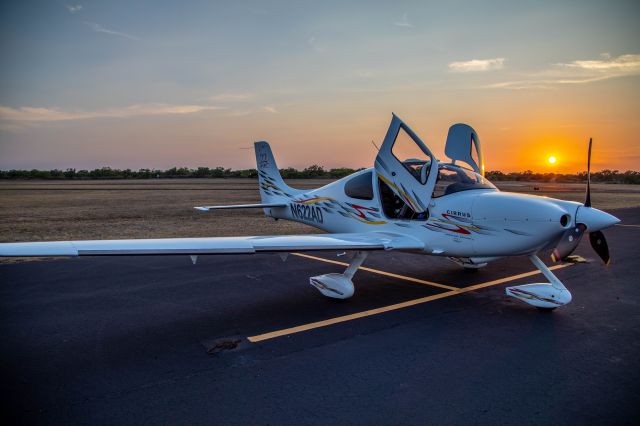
{"left": 254, "top": 141, "right": 301, "bottom": 202}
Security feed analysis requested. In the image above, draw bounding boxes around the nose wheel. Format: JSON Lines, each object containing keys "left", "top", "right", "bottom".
{"left": 505, "top": 254, "right": 572, "bottom": 309}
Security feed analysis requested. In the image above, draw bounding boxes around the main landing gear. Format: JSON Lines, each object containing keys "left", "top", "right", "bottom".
{"left": 309, "top": 251, "right": 368, "bottom": 299}
{"left": 505, "top": 254, "right": 572, "bottom": 310}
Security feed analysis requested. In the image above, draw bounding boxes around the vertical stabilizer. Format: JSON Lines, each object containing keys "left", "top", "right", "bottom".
{"left": 254, "top": 141, "right": 300, "bottom": 201}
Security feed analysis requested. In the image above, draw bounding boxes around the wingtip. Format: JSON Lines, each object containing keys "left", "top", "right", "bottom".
{"left": 194, "top": 207, "right": 209, "bottom": 212}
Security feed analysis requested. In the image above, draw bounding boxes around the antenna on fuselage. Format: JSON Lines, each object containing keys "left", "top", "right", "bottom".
{"left": 371, "top": 140, "right": 380, "bottom": 152}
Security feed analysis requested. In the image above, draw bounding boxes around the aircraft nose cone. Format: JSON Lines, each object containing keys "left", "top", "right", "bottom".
{"left": 576, "top": 206, "right": 620, "bottom": 232}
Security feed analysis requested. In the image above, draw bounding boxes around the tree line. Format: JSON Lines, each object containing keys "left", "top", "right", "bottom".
{"left": 0, "top": 165, "right": 360, "bottom": 180}
{"left": 0, "top": 166, "right": 639, "bottom": 184}
{"left": 485, "top": 169, "right": 640, "bottom": 184}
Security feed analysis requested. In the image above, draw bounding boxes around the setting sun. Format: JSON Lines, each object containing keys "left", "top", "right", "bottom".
{"left": 547, "top": 156, "right": 557, "bottom": 165}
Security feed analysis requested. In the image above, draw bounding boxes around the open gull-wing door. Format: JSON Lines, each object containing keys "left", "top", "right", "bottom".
{"left": 444, "top": 123, "right": 484, "bottom": 176}
{"left": 374, "top": 114, "right": 438, "bottom": 213}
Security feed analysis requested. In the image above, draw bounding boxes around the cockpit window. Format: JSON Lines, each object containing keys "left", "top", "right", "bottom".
{"left": 344, "top": 171, "right": 374, "bottom": 200}
{"left": 432, "top": 164, "right": 497, "bottom": 198}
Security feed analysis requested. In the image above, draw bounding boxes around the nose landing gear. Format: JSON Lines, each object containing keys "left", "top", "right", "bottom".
{"left": 506, "top": 254, "right": 572, "bottom": 310}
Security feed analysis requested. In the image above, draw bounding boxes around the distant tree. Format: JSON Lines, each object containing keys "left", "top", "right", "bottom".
{"left": 237, "top": 168, "right": 258, "bottom": 178}
{"left": 486, "top": 170, "right": 506, "bottom": 181}
{"left": 302, "top": 165, "right": 326, "bottom": 178}
{"left": 194, "top": 167, "right": 210, "bottom": 178}
{"left": 329, "top": 168, "right": 358, "bottom": 178}
{"left": 621, "top": 170, "right": 640, "bottom": 184}
{"left": 280, "top": 167, "right": 301, "bottom": 179}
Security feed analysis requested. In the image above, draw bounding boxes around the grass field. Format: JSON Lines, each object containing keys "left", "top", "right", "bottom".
{"left": 1, "top": 178, "right": 639, "bottom": 243}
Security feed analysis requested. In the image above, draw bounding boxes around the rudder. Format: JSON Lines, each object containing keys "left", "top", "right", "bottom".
{"left": 254, "top": 141, "right": 300, "bottom": 201}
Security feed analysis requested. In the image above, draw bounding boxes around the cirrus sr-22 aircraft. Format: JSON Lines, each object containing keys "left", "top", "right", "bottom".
{"left": 1, "top": 114, "right": 620, "bottom": 310}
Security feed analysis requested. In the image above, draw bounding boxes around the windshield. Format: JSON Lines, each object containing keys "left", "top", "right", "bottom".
{"left": 432, "top": 164, "right": 497, "bottom": 198}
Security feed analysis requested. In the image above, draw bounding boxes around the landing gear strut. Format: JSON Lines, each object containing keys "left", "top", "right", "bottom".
{"left": 505, "top": 254, "right": 572, "bottom": 309}
{"left": 309, "top": 251, "right": 368, "bottom": 299}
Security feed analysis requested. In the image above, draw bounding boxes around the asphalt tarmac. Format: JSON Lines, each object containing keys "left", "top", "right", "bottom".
{"left": 1, "top": 208, "right": 639, "bottom": 425}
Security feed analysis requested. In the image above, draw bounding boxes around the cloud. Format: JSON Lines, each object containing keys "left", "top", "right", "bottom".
{"left": 84, "top": 21, "right": 139, "bottom": 40}
{"left": 558, "top": 53, "right": 640, "bottom": 72}
{"left": 65, "top": 4, "right": 82, "bottom": 13}
{"left": 0, "top": 103, "right": 225, "bottom": 124}
{"left": 485, "top": 80, "right": 555, "bottom": 90}
{"left": 486, "top": 76, "right": 611, "bottom": 90}
{"left": 488, "top": 53, "right": 640, "bottom": 89}
{"left": 394, "top": 12, "right": 412, "bottom": 28}
{"left": 209, "top": 93, "right": 254, "bottom": 102}
{"left": 263, "top": 106, "right": 278, "bottom": 114}
{"left": 449, "top": 58, "right": 505, "bottom": 72}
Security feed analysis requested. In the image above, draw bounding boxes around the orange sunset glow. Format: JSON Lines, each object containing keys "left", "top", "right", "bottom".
{"left": 0, "top": 2, "right": 638, "bottom": 173}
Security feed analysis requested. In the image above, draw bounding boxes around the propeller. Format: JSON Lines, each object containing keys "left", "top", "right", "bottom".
{"left": 585, "top": 137, "right": 592, "bottom": 207}
{"left": 551, "top": 138, "right": 611, "bottom": 265}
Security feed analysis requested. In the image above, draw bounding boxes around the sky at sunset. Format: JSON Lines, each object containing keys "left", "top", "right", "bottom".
{"left": 0, "top": 0, "right": 639, "bottom": 173}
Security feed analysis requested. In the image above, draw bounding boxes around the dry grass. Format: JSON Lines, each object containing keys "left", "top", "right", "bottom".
{"left": 496, "top": 181, "right": 640, "bottom": 209}
{"left": 1, "top": 179, "right": 638, "bottom": 243}
{"left": 0, "top": 179, "right": 323, "bottom": 243}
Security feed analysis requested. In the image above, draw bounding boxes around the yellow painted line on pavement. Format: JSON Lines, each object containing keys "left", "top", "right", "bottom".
{"left": 247, "top": 263, "right": 572, "bottom": 343}
{"left": 291, "top": 253, "right": 459, "bottom": 291}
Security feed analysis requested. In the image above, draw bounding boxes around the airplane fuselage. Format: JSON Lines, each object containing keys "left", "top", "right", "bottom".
{"left": 265, "top": 167, "right": 583, "bottom": 261}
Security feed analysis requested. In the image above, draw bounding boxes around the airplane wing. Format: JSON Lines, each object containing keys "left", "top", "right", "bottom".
{"left": 0, "top": 232, "right": 424, "bottom": 257}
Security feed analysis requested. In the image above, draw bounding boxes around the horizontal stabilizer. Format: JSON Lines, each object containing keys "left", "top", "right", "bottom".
{"left": 194, "top": 203, "right": 287, "bottom": 211}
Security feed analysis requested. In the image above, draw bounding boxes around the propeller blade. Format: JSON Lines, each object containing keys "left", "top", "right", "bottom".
{"left": 581, "top": 138, "right": 612, "bottom": 265}
{"left": 589, "top": 230, "right": 611, "bottom": 265}
{"left": 551, "top": 224, "right": 586, "bottom": 262}
{"left": 585, "top": 137, "right": 592, "bottom": 207}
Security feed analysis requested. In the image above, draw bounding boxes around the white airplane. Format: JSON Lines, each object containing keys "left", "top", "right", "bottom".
{"left": 0, "top": 114, "right": 619, "bottom": 310}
